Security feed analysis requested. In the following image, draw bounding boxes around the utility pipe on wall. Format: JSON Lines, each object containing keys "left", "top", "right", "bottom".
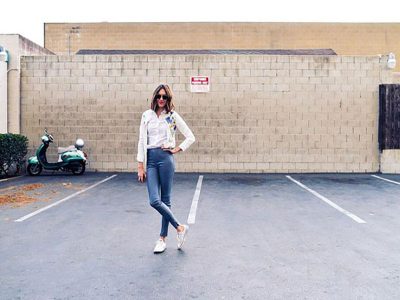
{"left": 0, "top": 46, "right": 9, "bottom": 133}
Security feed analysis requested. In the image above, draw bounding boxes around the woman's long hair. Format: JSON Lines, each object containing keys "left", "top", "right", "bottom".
{"left": 151, "top": 84, "right": 175, "bottom": 113}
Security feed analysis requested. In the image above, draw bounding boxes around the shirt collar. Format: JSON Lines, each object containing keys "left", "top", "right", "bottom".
{"left": 152, "top": 109, "right": 168, "bottom": 117}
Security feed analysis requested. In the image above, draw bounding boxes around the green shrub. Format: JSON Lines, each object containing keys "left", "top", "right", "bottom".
{"left": 0, "top": 133, "right": 29, "bottom": 177}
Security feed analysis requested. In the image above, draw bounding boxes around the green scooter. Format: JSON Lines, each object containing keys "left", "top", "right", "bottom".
{"left": 27, "top": 129, "right": 87, "bottom": 176}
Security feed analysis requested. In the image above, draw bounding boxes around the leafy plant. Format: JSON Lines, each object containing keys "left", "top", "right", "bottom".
{"left": 0, "top": 134, "right": 28, "bottom": 177}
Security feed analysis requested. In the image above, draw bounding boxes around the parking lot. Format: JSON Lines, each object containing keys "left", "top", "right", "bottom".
{"left": 1, "top": 172, "right": 400, "bottom": 299}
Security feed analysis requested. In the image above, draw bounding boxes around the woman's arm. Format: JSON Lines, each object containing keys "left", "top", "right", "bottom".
{"left": 162, "top": 112, "right": 195, "bottom": 154}
{"left": 175, "top": 112, "right": 195, "bottom": 151}
{"left": 137, "top": 113, "right": 146, "bottom": 182}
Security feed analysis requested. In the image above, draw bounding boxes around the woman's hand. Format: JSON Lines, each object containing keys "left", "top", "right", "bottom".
{"left": 138, "top": 163, "right": 146, "bottom": 183}
{"left": 162, "top": 146, "right": 181, "bottom": 154}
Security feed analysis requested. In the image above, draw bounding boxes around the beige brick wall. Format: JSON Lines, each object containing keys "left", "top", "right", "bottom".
{"left": 380, "top": 150, "right": 400, "bottom": 173}
{"left": 20, "top": 54, "right": 392, "bottom": 173}
{"left": 45, "top": 22, "right": 400, "bottom": 72}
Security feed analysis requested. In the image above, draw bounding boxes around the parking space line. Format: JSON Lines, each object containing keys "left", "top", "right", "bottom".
{"left": 187, "top": 175, "right": 204, "bottom": 224}
{"left": 14, "top": 174, "right": 118, "bottom": 222}
{"left": 286, "top": 175, "right": 366, "bottom": 224}
{"left": 0, "top": 175, "right": 22, "bottom": 183}
{"left": 371, "top": 175, "right": 400, "bottom": 185}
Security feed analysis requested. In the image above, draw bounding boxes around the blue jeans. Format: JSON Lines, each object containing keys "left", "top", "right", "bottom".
{"left": 146, "top": 148, "right": 180, "bottom": 237}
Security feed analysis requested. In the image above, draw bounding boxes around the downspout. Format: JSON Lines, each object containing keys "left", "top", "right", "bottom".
{"left": 0, "top": 46, "right": 9, "bottom": 133}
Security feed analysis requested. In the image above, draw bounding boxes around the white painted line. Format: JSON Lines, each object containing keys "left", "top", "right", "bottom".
{"left": 286, "top": 175, "right": 366, "bottom": 224}
{"left": 14, "top": 174, "right": 118, "bottom": 222}
{"left": 187, "top": 175, "right": 204, "bottom": 224}
{"left": 371, "top": 175, "right": 400, "bottom": 185}
{"left": 0, "top": 175, "right": 22, "bottom": 183}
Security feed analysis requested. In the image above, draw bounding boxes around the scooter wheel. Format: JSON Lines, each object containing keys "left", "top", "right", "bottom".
{"left": 71, "top": 162, "right": 85, "bottom": 175}
{"left": 27, "top": 163, "right": 42, "bottom": 176}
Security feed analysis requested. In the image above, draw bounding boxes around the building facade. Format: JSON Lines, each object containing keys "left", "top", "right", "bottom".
{"left": 0, "top": 34, "right": 53, "bottom": 133}
{"left": 44, "top": 22, "right": 400, "bottom": 72}
{"left": 20, "top": 53, "right": 393, "bottom": 173}
{"left": 2, "top": 23, "right": 400, "bottom": 173}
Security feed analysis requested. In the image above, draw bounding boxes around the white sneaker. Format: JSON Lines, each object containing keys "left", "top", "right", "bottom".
{"left": 153, "top": 239, "right": 166, "bottom": 253}
{"left": 177, "top": 225, "right": 189, "bottom": 249}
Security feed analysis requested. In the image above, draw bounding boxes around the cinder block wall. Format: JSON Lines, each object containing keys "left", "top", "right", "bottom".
{"left": 44, "top": 22, "right": 400, "bottom": 72}
{"left": 20, "top": 54, "right": 392, "bottom": 173}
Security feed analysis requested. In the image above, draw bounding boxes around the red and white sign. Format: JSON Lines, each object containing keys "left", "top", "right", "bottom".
{"left": 190, "top": 76, "right": 210, "bottom": 93}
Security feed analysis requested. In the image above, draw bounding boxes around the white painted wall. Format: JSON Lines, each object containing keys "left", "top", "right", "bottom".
{"left": 0, "top": 61, "right": 7, "bottom": 133}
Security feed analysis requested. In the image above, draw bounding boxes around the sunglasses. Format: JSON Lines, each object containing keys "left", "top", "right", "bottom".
{"left": 156, "top": 94, "right": 169, "bottom": 100}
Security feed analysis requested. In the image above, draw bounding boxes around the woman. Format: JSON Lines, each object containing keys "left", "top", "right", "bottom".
{"left": 137, "top": 84, "right": 195, "bottom": 253}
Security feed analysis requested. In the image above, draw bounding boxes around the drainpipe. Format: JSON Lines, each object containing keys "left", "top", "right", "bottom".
{"left": 0, "top": 46, "right": 9, "bottom": 133}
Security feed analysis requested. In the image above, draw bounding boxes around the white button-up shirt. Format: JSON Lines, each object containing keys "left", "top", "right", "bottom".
{"left": 137, "top": 109, "right": 195, "bottom": 167}
{"left": 147, "top": 110, "right": 168, "bottom": 149}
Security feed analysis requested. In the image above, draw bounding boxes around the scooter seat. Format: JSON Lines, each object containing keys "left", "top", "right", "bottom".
{"left": 58, "top": 145, "right": 76, "bottom": 154}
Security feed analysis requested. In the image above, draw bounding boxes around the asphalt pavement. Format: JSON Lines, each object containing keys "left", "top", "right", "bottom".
{"left": 1, "top": 172, "right": 400, "bottom": 299}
